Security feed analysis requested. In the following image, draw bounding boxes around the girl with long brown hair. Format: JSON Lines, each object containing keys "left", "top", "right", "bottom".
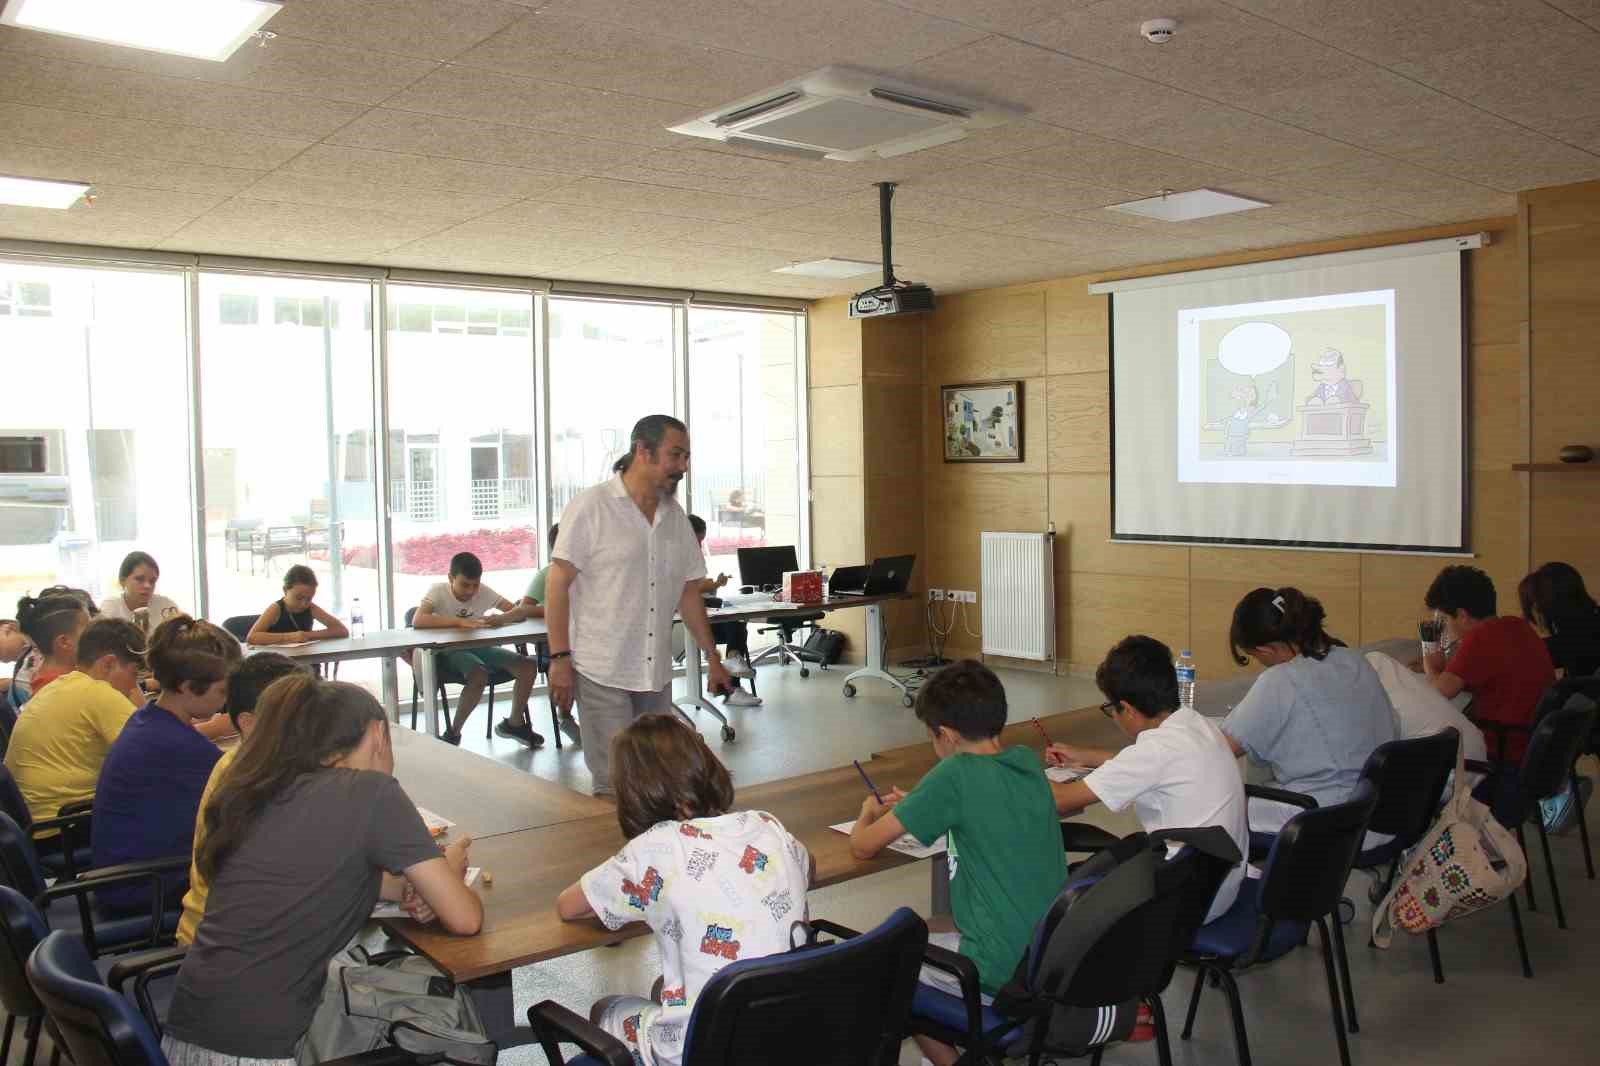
{"left": 163, "top": 674, "right": 480, "bottom": 1065}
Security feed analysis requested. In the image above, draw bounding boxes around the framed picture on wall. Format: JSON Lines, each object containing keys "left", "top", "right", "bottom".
{"left": 942, "top": 380, "right": 1024, "bottom": 463}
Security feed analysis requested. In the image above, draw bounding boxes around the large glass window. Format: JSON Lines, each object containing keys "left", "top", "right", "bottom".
{"left": 547, "top": 298, "right": 678, "bottom": 519}
{"left": 386, "top": 286, "right": 538, "bottom": 616}
{"left": 197, "top": 275, "right": 378, "bottom": 638}
{"left": 0, "top": 262, "right": 196, "bottom": 615}
{"left": 688, "top": 309, "right": 806, "bottom": 578}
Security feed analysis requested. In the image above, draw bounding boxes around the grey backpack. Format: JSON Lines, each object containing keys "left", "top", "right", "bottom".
{"left": 298, "top": 946, "right": 496, "bottom": 1066}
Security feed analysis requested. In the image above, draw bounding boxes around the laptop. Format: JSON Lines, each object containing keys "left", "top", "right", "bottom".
{"left": 828, "top": 564, "right": 870, "bottom": 595}
{"left": 862, "top": 554, "right": 916, "bottom": 596}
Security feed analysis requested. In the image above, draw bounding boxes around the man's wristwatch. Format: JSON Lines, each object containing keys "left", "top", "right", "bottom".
{"left": 549, "top": 650, "right": 572, "bottom": 661}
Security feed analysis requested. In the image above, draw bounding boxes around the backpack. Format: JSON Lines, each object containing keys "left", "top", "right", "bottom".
{"left": 1371, "top": 740, "right": 1527, "bottom": 946}
{"left": 798, "top": 628, "right": 844, "bottom": 666}
{"left": 298, "top": 946, "right": 497, "bottom": 1065}
{"left": 992, "top": 828, "right": 1241, "bottom": 1057}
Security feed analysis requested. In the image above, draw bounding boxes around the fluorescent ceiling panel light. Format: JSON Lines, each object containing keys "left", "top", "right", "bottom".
{"left": 774, "top": 258, "right": 882, "bottom": 279}
{"left": 0, "top": 175, "right": 91, "bottom": 209}
{"left": 1106, "top": 188, "right": 1269, "bottom": 222}
{"left": 0, "top": 0, "right": 282, "bottom": 62}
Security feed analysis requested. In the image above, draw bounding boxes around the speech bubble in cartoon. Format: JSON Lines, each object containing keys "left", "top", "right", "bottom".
{"left": 1216, "top": 321, "right": 1291, "bottom": 377}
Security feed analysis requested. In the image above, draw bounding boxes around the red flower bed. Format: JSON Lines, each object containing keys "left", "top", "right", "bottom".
{"left": 341, "top": 527, "right": 539, "bottom": 575}
{"left": 704, "top": 533, "right": 766, "bottom": 555}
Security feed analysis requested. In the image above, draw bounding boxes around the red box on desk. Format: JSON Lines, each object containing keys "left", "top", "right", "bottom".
{"left": 781, "top": 569, "right": 824, "bottom": 604}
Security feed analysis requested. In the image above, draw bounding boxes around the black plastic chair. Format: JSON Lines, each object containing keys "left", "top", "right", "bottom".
{"left": 0, "top": 813, "right": 181, "bottom": 960}
{"left": 0, "top": 765, "right": 92, "bottom": 882}
{"left": 1471, "top": 693, "right": 1598, "bottom": 936}
{"left": 1532, "top": 675, "right": 1600, "bottom": 881}
{"left": 219, "top": 615, "right": 255, "bottom": 645}
{"left": 0, "top": 886, "right": 51, "bottom": 1066}
{"left": 402, "top": 607, "right": 518, "bottom": 742}
{"left": 529, "top": 907, "right": 929, "bottom": 1066}
{"left": 1353, "top": 729, "right": 1460, "bottom": 984}
{"left": 0, "top": 693, "right": 16, "bottom": 761}
{"left": 26, "top": 931, "right": 415, "bottom": 1066}
{"left": 1182, "top": 781, "right": 1378, "bottom": 1066}
{"left": 909, "top": 830, "right": 1240, "bottom": 1066}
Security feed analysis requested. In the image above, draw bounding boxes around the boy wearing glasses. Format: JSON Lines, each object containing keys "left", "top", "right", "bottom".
{"left": 3, "top": 617, "right": 146, "bottom": 827}
{"left": 1046, "top": 634, "right": 1249, "bottom": 923}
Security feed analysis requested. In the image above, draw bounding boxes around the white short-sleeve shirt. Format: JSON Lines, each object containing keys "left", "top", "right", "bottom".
{"left": 554, "top": 477, "right": 706, "bottom": 692}
{"left": 98, "top": 593, "right": 183, "bottom": 629}
{"left": 1085, "top": 707, "right": 1250, "bottom": 922}
{"left": 419, "top": 582, "right": 503, "bottom": 620}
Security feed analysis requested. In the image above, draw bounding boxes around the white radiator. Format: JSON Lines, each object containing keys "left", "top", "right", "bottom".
{"left": 980, "top": 531, "right": 1055, "bottom": 661}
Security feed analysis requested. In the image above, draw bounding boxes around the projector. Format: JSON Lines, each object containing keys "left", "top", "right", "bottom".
{"left": 848, "top": 283, "right": 936, "bottom": 318}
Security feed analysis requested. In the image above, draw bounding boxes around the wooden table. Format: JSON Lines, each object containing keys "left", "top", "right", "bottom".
{"left": 245, "top": 628, "right": 432, "bottom": 719}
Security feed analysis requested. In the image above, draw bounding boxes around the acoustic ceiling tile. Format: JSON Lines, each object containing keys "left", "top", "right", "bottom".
{"left": 453, "top": 13, "right": 807, "bottom": 108}
{"left": 264, "top": 0, "right": 531, "bottom": 60}
{"left": 161, "top": 199, "right": 450, "bottom": 254}
{"left": 1223, "top": 0, "right": 1569, "bottom": 68}
{"left": 0, "top": 100, "right": 312, "bottom": 170}
{"left": 328, "top": 109, "right": 654, "bottom": 175}
{"left": 1117, "top": 106, "right": 1376, "bottom": 177}
{"left": 235, "top": 172, "right": 523, "bottom": 225}
{"left": 538, "top": 0, "right": 989, "bottom": 68}
{"left": 470, "top": 200, "right": 707, "bottom": 242}
{"left": 884, "top": 188, "right": 1048, "bottom": 229}
{"left": 0, "top": 142, "right": 264, "bottom": 199}
{"left": 278, "top": 144, "right": 582, "bottom": 200}
{"left": 1018, "top": 0, "right": 1369, "bottom": 105}
{"left": 885, "top": 0, "right": 1092, "bottom": 35}
{"left": 903, "top": 163, "right": 1129, "bottom": 213}
{"left": 0, "top": 183, "right": 224, "bottom": 246}
{"left": 746, "top": 199, "right": 952, "bottom": 244}
{"left": 537, "top": 176, "right": 794, "bottom": 222}
{"left": 1394, "top": 131, "right": 1600, "bottom": 193}
{"left": 1000, "top": 128, "right": 1249, "bottom": 195}
{"left": 0, "top": 53, "right": 366, "bottom": 140}
{"left": 383, "top": 66, "right": 689, "bottom": 148}
{"left": 598, "top": 161, "right": 857, "bottom": 205}
{"left": 1288, "top": 156, "right": 1516, "bottom": 218}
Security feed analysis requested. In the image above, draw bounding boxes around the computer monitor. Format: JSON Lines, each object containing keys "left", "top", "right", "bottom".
{"left": 737, "top": 545, "right": 799, "bottom": 590}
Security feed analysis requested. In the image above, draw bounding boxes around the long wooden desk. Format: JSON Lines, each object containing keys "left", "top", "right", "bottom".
{"left": 254, "top": 629, "right": 430, "bottom": 718}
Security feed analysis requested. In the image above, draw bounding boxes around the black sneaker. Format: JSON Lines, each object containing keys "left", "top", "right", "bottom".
{"left": 440, "top": 729, "right": 462, "bottom": 746}
{"left": 495, "top": 717, "right": 545, "bottom": 748}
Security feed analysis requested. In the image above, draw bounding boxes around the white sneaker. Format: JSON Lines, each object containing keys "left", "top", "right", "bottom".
{"left": 723, "top": 688, "right": 762, "bottom": 707}
{"left": 724, "top": 653, "right": 755, "bottom": 679}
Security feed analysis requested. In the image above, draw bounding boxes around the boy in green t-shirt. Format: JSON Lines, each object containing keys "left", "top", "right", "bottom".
{"left": 850, "top": 659, "right": 1066, "bottom": 1066}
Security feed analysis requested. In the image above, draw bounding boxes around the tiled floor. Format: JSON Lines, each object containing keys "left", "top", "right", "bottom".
{"left": 433, "top": 661, "right": 1600, "bottom": 1066}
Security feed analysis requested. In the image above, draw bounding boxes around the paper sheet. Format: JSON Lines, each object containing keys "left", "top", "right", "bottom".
{"left": 1046, "top": 765, "right": 1091, "bottom": 783}
{"left": 417, "top": 807, "right": 454, "bottom": 837}
{"left": 372, "top": 868, "right": 480, "bottom": 918}
{"left": 829, "top": 821, "right": 947, "bottom": 860}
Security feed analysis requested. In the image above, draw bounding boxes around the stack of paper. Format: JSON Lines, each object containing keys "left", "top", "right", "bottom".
{"left": 828, "top": 822, "right": 948, "bottom": 860}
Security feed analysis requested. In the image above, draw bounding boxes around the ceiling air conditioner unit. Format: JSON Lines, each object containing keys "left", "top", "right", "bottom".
{"left": 669, "top": 66, "right": 1020, "bottom": 161}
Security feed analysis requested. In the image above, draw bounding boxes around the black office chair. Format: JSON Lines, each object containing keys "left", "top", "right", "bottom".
{"left": 909, "top": 829, "right": 1240, "bottom": 1066}
{"left": 0, "top": 886, "right": 50, "bottom": 1066}
{"left": 0, "top": 694, "right": 15, "bottom": 762}
{"left": 0, "top": 766, "right": 91, "bottom": 883}
{"left": 402, "top": 607, "right": 517, "bottom": 742}
{"left": 27, "top": 931, "right": 416, "bottom": 1066}
{"left": 219, "top": 615, "right": 255, "bottom": 645}
{"left": 750, "top": 613, "right": 825, "bottom": 678}
{"left": 0, "top": 812, "right": 182, "bottom": 961}
{"left": 1182, "top": 781, "right": 1378, "bottom": 1066}
{"left": 1470, "top": 694, "right": 1598, "bottom": 936}
{"left": 1353, "top": 729, "right": 1460, "bottom": 984}
{"left": 1531, "top": 675, "right": 1600, "bottom": 880}
{"left": 529, "top": 907, "right": 928, "bottom": 1066}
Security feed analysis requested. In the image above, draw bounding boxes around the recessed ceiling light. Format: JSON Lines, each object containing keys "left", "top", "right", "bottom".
{"left": 0, "top": 175, "right": 92, "bottom": 210}
{"left": 1106, "top": 188, "right": 1269, "bottom": 222}
{"left": 0, "top": 0, "right": 282, "bottom": 62}
{"left": 774, "top": 258, "right": 882, "bottom": 279}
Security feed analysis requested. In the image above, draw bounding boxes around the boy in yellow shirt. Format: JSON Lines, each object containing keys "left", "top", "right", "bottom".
{"left": 4, "top": 618, "right": 145, "bottom": 827}
{"left": 176, "top": 652, "right": 306, "bottom": 944}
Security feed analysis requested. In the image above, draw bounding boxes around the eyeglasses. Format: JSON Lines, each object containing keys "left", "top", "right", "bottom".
{"left": 1099, "top": 700, "right": 1119, "bottom": 718}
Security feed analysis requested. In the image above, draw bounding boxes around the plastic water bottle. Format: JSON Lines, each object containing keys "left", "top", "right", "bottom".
{"left": 1175, "top": 649, "right": 1196, "bottom": 712}
{"left": 350, "top": 597, "right": 365, "bottom": 639}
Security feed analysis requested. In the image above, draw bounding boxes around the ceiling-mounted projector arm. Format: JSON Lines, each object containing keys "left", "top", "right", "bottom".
{"left": 878, "top": 181, "right": 898, "bottom": 289}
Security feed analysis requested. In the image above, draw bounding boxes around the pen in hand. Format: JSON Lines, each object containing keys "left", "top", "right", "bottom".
{"left": 1030, "top": 717, "right": 1051, "bottom": 746}
{"left": 852, "top": 759, "right": 883, "bottom": 804}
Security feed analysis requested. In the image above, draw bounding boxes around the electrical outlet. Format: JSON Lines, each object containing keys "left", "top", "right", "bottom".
{"left": 929, "top": 588, "right": 945, "bottom": 601}
{"left": 958, "top": 590, "right": 978, "bottom": 604}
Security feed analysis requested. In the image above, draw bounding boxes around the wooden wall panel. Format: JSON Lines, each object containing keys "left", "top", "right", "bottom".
{"left": 862, "top": 315, "right": 924, "bottom": 381}
{"left": 925, "top": 287, "right": 1046, "bottom": 382}
{"left": 1044, "top": 279, "right": 1109, "bottom": 377}
{"left": 1187, "top": 548, "right": 1362, "bottom": 680}
{"left": 808, "top": 296, "right": 862, "bottom": 388}
{"left": 1048, "top": 474, "right": 1188, "bottom": 579}
{"left": 809, "top": 385, "right": 863, "bottom": 477}
{"left": 862, "top": 383, "right": 923, "bottom": 482}
{"left": 1045, "top": 373, "right": 1110, "bottom": 474}
{"left": 1066, "top": 572, "right": 1190, "bottom": 673}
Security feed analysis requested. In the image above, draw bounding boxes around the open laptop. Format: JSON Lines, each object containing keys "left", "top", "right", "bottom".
{"left": 828, "top": 564, "right": 870, "bottom": 595}
{"left": 862, "top": 554, "right": 916, "bottom": 596}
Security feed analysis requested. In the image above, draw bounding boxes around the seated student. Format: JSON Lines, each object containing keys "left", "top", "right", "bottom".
{"left": 98, "top": 551, "right": 183, "bottom": 633}
{"left": 415, "top": 551, "right": 542, "bottom": 748}
{"left": 1220, "top": 587, "right": 1396, "bottom": 836}
{"left": 91, "top": 616, "right": 239, "bottom": 915}
{"left": 558, "top": 713, "right": 811, "bottom": 1066}
{"left": 1519, "top": 561, "right": 1600, "bottom": 679}
{"left": 4, "top": 617, "right": 144, "bottom": 828}
{"left": 1424, "top": 565, "right": 1554, "bottom": 765}
{"left": 245, "top": 564, "right": 350, "bottom": 646}
{"left": 14, "top": 590, "right": 93, "bottom": 696}
{"left": 176, "top": 652, "right": 308, "bottom": 945}
{"left": 688, "top": 513, "right": 759, "bottom": 709}
{"left": 520, "top": 524, "right": 581, "bottom": 744}
{"left": 1364, "top": 650, "right": 1487, "bottom": 769}
{"left": 1, "top": 617, "right": 40, "bottom": 705}
{"left": 164, "top": 675, "right": 480, "bottom": 1063}
{"left": 1046, "top": 635, "right": 1248, "bottom": 923}
{"left": 850, "top": 660, "right": 1065, "bottom": 1066}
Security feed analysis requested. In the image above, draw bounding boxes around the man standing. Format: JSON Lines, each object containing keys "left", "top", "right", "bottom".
{"left": 545, "top": 414, "right": 733, "bottom": 795}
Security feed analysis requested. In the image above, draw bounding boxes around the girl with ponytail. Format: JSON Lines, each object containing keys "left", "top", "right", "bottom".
{"left": 1219, "top": 586, "right": 1397, "bottom": 837}
{"left": 163, "top": 675, "right": 480, "bottom": 1064}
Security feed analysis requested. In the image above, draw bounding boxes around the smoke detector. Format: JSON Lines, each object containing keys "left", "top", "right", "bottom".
{"left": 1140, "top": 18, "right": 1179, "bottom": 43}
